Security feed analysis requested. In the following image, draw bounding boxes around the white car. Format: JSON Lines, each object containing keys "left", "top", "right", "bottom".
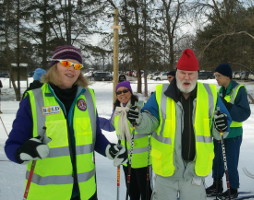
{"left": 152, "top": 72, "right": 168, "bottom": 81}
{"left": 248, "top": 73, "right": 254, "bottom": 81}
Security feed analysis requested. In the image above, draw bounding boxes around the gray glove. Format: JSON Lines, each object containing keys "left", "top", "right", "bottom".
{"left": 214, "top": 111, "right": 228, "bottom": 132}
{"left": 106, "top": 144, "right": 128, "bottom": 167}
{"left": 16, "top": 136, "right": 51, "bottom": 164}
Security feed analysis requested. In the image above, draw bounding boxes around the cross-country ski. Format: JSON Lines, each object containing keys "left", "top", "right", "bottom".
{"left": 243, "top": 168, "right": 254, "bottom": 179}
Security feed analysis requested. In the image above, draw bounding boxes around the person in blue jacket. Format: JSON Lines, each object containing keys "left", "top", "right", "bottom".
{"left": 206, "top": 64, "right": 251, "bottom": 199}
{"left": 22, "top": 67, "right": 47, "bottom": 99}
{"left": 5, "top": 45, "right": 127, "bottom": 200}
{"left": 126, "top": 49, "right": 232, "bottom": 200}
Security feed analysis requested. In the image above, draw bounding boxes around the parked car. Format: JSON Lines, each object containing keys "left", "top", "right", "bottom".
{"left": 93, "top": 72, "right": 113, "bottom": 81}
{"left": 248, "top": 73, "right": 254, "bottom": 81}
{"left": 233, "top": 72, "right": 241, "bottom": 79}
{"left": 148, "top": 72, "right": 160, "bottom": 80}
{"left": 240, "top": 71, "right": 249, "bottom": 80}
{"left": 198, "top": 71, "right": 214, "bottom": 80}
{"left": 0, "top": 72, "right": 9, "bottom": 78}
{"left": 152, "top": 72, "right": 168, "bottom": 81}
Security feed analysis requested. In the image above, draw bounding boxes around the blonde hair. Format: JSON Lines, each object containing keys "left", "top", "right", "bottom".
{"left": 41, "top": 64, "right": 89, "bottom": 88}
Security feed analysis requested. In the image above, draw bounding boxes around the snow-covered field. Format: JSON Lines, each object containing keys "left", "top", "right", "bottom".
{"left": 0, "top": 77, "right": 254, "bottom": 200}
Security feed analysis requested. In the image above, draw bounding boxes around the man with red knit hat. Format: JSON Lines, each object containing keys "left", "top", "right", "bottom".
{"left": 126, "top": 49, "right": 232, "bottom": 200}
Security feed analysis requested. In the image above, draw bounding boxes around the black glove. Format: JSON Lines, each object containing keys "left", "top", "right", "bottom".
{"left": 106, "top": 144, "right": 128, "bottom": 167}
{"left": 127, "top": 106, "right": 141, "bottom": 126}
{"left": 214, "top": 111, "right": 228, "bottom": 132}
{"left": 16, "top": 136, "right": 51, "bottom": 164}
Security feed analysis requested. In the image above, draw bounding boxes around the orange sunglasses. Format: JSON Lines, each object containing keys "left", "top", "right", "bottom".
{"left": 51, "top": 59, "right": 84, "bottom": 70}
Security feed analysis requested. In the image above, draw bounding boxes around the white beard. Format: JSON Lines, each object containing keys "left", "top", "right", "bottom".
{"left": 176, "top": 77, "right": 197, "bottom": 94}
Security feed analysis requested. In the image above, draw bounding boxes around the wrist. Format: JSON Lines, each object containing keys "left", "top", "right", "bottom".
{"left": 105, "top": 144, "right": 114, "bottom": 160}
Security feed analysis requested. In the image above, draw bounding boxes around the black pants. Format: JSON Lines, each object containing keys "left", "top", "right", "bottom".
{"left": 71, "top": 192, "right": 97, "bottom": 200}
{"left": 123, "top": 165, "right": 152, "bottom": 200}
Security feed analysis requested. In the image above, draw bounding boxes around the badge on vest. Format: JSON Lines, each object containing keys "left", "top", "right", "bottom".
{"left": 42, "top": 105, "right": 61, "bottom": 115}
{"left": 77, "top": 99, "right": 87, "bottom": 111}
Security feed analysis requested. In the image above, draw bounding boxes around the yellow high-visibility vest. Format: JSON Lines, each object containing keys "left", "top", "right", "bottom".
{"left": 113, "top": 109, "right": 150, "bottom": 168}
{"left": 224, "top": 84, "right": 245, "bottom": 127}
{"left": 151, "top": 83, "right": 217, "bottom": 177}
{"left": 25, "top": 84, "right": 97, "bottom": 200}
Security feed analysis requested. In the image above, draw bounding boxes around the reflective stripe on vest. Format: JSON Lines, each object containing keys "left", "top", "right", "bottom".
{"left": 25, "top": 84, "right": 97, "bottom": 200}
{"left": 224, "top": 84, "right": 245, "bottom": 127}
{"left": 113, "top": 105, "right": 151, "bottom": 168}
{"left": 151, "top": 83, "right": 217, "bottom": 177}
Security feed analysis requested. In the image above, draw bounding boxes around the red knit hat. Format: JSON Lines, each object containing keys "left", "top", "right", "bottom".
{"left": 176, "top": 49, "right": 199, "bottom": 71}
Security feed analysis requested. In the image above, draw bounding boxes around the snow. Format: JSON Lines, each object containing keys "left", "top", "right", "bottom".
{"left": 0, "top": 77, "right": 254, "bottom": 200}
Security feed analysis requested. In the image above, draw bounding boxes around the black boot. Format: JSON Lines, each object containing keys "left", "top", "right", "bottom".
{"left": 206, "top": 179, "right": 223, "bottom": 197}
{"left": 219, "top": 188, "right": 238, "bottom": 199}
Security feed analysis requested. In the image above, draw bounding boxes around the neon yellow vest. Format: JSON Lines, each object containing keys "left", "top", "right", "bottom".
{"left": 151, "top": 83, "right": 217, "bottom": 177}
{"left": 113, "top": 103, "right": 150, "bottom": 168}
{"left": 25, "top": 84, "right": 97, "bottom": 200}
{"left": 224, "top": 84, "right": 245, "bottom": 127}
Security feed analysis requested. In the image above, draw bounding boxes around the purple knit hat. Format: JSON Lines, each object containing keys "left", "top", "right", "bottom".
{"left": 116, "top": 81, "right": 132, "bottom": 93}
{"left": 49, "top": 45, "right": 82, "bottom": 67}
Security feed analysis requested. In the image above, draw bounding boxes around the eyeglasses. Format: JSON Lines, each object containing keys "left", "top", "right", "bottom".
{"left": 116, "top": 89, "right": 129, "bottom": 95}
{"left": 50, "top": 59, "right": 84, "bottom": 70}
{"left": 214, "top": 73, "right": 222, "bottom": 79}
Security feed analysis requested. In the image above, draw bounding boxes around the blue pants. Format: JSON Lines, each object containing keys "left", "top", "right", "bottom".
{"left": 212, "top": 136, "right": 242, "bottom": 189}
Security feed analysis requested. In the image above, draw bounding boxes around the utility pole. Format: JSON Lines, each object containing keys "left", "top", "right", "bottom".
{"left": 16, "top": 0, "right": 21, "bottom": 101}
{"left": 111, "top": 9, "right": 121, "bottom": 102}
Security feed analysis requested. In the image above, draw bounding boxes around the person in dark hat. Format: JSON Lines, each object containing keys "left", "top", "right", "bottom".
{"left": 126, "top": 49, "right": 232, "bottom": 200}
{"left": 206, "top": 64, "right": 251, "bottom": 199}
{"left": 5, "top": 45, "right": 127, "bottom": 200}
{"left": 118, "top": 74, "right": 127, "bottom": 82}
{"left": 167, "top": 70, "right": 176, "bottom": 83}
{"left": 99, "top": 80, "right": 152, "bottom": 200}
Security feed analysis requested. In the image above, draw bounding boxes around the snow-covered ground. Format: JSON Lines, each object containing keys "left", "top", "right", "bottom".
{"left": 0, "top": 77, "right": 254, "bottom": 200}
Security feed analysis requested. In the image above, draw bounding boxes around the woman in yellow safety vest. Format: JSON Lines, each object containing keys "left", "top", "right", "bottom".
{"left": 5, "top": 45, "right": 127, "bottom": 200}
{"left": 99, "top": 80, "right": 152, "bottom": 200}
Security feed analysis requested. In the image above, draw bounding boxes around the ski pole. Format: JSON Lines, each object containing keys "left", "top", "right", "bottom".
{"left": 116, "top": 140, "right": 121, "bottom": 200}
{"left": 0, "top": 115, "right": 8, "bottom": 136}
{"left": 0, "top": 88, "right": 2, "bottom": 114}
{"left": 117, "top": 164, "right": 121, "bottom": 200}
{"left": 146, "top": 135, "right": 151, "bottom": 200}
{"left": 215, "top": 140, "right": 221, "bottom": 200}
{"left": 125, "top": 134, "right": 134, "bottom": 200}
{"left": 125, "top": 104, "right": 138, "bottom": 200}
{"left": 23, "top": 126, "right": 47, "bottom": 200}
{"left": 23, "top": 159, "right": 36, "bottom": 200}
{"left": 220, "top": 130, "right": 231, "bottom": 200}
